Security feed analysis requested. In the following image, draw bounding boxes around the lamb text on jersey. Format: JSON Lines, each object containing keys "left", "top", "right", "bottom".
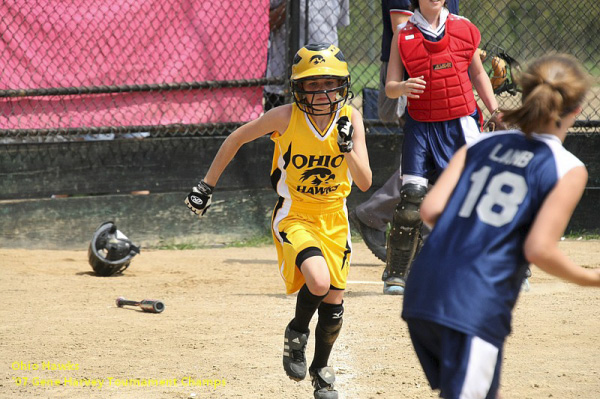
{"left": 489, "top": 143, "right": 534, "bottom": 168}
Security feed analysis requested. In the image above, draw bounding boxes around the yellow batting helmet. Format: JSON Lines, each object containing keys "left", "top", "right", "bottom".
{"left": 290, "top": 43, "right": 352, "bottom": 115}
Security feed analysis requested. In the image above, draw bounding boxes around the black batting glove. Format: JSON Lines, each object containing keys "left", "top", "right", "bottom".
{"left": 185, "top": 180, "right": 214, "bottom": 218}
{"left": 336, "top": 116, "right": 354, "bottom": 153}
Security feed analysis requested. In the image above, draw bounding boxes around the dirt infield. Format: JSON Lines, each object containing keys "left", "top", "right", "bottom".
{"left": 1, "top": 240, "right": 599, "bottom": 399}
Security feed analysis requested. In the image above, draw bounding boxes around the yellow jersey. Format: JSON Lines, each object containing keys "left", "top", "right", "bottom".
{"left": 270, "top": 104, "right": 353, "bottom": 206}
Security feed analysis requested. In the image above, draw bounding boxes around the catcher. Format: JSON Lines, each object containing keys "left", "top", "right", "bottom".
{"left": 185, "top": 43, "right": 371, "bottom": 399}
{"left": 382, "top": 0, "right": 506, "bottom": 294}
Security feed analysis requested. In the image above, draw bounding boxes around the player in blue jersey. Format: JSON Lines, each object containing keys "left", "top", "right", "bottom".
{"left": 401, "top": 53, "right": 600, "bottom": 399}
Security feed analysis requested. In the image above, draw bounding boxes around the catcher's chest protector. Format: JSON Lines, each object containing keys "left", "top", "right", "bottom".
{"left": 399, "top": 16, "right": 480, "bottom": 122}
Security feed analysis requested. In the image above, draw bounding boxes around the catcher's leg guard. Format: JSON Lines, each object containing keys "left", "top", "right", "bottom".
{"left": 383, "top": 183, "right": 427, "bottom": 287}
{"left": 414, "top": 223, "right": 431, "bottom": 260}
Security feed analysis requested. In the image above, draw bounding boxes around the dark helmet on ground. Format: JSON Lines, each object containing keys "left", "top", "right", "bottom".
{"left": 290, "top": 43, "right": 352, "bottom": 115}
{"left": 88, "top": 221, "right": 140, "bottom": 276}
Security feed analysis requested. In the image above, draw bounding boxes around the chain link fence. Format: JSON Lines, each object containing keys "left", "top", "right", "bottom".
{"left": 0, "top": 0, "right": 271, "bottom": 142}
{"left": 342, "top": 0, "right": 600, "bottom": 133}
{"left": 0, "top": 0, "right": 598, "bottom": 143}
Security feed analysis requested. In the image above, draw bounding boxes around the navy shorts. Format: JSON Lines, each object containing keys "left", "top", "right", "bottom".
{"left": 401, "top": 110, "right": 480, "bottom": 185}
{"left": 405, "top": 318, "right": 502, "bottom": 399}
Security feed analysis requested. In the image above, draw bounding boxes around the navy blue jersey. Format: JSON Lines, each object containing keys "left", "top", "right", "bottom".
{"left": 384, "top": 0, "right": 459, "bottom": 62}
{"left": 380, "top": 0, "right": 411, "bottom": 62}
{"left": 447, "top": 0, "right": 459, "bottom": 15}
{"left": 402, "top": 130, "right": 584, "bottom": 346}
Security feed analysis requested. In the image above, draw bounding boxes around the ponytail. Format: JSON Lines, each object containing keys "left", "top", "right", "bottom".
{"left": 501, "top": 54, "right": 590, "bottom": 136}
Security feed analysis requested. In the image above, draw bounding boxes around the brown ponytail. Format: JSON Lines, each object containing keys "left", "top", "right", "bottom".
{"left": 501, "top": 54, "right": 590, "bottom": 136}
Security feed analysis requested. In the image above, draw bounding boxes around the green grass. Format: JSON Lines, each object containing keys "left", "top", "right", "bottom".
{"left": 227, "top": 234, "right": 272, "bottom": 248}
{"left": 349, "top": 61, "right": 380, "bottom": 96}
{"left": 153, "top": 242, "right": 204, "bottom": 250}
{"left": 152, "top": 234, "right": 273, "bottom": 250}
{"left": 151, "top": 230, "right": 598, "bottom": 251}
{"left": 563, "top": 232, "right": 600, "bottom": 240}
{"left": 582, "top": 61, "right": 600, "bottom": 77}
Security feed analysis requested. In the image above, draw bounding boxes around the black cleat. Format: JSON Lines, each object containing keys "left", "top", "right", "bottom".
{"left": 310, "top": 366, "right": 338, "bottom": 399}
{"left": 283, "top": 322, "right": 309, "bottom": 381}
{"left": 349, "top": 210, "right": 386, "bottom": 262}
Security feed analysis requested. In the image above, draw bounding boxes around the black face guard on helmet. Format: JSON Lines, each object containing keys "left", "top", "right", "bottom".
{"left": 88, "top": 221, "right": 141, "bottom": 277}
{"left": 289, "top": 43, "right": 353, "bottom": 116}
{"left": 291, "top": 76, "right": 353, "bottom": 116}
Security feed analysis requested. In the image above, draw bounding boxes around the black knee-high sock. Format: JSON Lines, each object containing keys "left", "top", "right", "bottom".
{"left": 290, "top": 284, "right": 327, "bottom": 333}
{"left": 311, "top": 301, "right": 343, "bottom": 370}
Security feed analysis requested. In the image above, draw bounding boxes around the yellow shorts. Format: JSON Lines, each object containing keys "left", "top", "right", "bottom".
{"left": 271, "top": 198, "right": 352, "bottom": 295}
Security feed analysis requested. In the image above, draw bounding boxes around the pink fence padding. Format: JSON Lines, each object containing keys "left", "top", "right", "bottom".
{"left": 0, "top": 0, "right": 269, "bottom": 129}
